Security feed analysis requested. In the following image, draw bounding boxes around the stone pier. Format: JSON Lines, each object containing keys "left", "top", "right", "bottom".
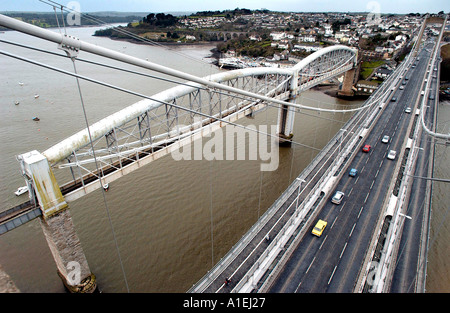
{"left": 18, "top": 150, "right": 97, "bottom": 293}
{"left": 0, "top": 265, "right": 20, "bottom": 293}
{"left": 338, "top": 67, "right": 357, "bottom": 97}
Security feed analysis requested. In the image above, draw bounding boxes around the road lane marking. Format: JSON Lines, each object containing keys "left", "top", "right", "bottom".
{"left": 319, "top": 235, "right": 328, "bottom": 250}
{"left": 330, "top": 216, "right": 338, "bottom": 229}
{"left": 349, "top": 223, "right": 356, "bottom": 238}
{"left": 305, "top": 257, "right": 316, "bottom": 274}
{"left": 358, "top": 206, "right": 364, "bottom": 218}
{"left": 364, "top": 193, "right": 370, "bottom": 204}
{"left": 328, "top": 266, "right": 337, "bottom": 285}
{"left": 339, "top": 242, "right": 348, "bottom": 259}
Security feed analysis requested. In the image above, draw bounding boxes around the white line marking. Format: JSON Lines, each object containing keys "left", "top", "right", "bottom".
{"left": 340, "top": 242, "right": 348, "bottom": 259}
{"left": 305, "top": 257, "right": 316, "bottom": 274}
{"left": 328, "top": 266, "right": 337, "bottom": 285}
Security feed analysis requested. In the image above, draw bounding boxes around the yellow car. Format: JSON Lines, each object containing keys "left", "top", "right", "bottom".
{"left": 312, "top": 219, "right": 327, "bottom": 237}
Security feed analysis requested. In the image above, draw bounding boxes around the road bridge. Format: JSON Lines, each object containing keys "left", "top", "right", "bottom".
{"left": 0, "top": 13, "right": 357, "bottom": 292}
{"left": 0, "top": 13, "right": 446, "bottom": 293}
{"left": 190, "top": 17, "right": 448, "bottom": 293}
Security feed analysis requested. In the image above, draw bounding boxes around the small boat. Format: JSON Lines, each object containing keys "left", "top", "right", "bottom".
{"left": 34, "top": 94, "right": 39, "bottom": 99}
{"left": 32, "top": 117, "right": 40, "bottom": 121}
{"left": 103, "top": 183, "right": 109, "bottom": 191}
{"left": 15, "top": 186, "right": 28, "bottom": 196}
{"left": 14, "top": 101, "right": 19, "bottom": 105}
{"left": 18, "top": 82, "right": 24, "bottom": 86}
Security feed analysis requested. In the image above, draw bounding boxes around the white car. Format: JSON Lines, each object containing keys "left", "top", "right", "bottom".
{"left": 387, "top": 150, "right": 396, "bottom": 160}
{"left": 382, "top": 135, "right": 389, "bottom": 143}
{"left": 331, "top": 191, "right": 345, "bottom": 204}
{"left": 405, "top": 107, "right": 411, "bottom": 113}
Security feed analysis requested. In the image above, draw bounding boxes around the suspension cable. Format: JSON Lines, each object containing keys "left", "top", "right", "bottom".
{"left": 39, "top": 0, "right": 215, "bottom": 68}
{"left": 69, "top": 55, "right": 130, "bottom": 292}
{"left": 0, "top": 49, "right": 322, "bottom": 153}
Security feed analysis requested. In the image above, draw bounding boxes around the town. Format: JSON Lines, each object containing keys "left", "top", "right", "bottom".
{"left": 94, "top": 9, "right": 446, "bottom": 97}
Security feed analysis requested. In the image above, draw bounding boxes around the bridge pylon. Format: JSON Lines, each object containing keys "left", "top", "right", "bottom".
{"left": 277, "top": 70, "right": 298, "bottom": 146}
{"left": 17, "top": 151, "right": 97, "bottom": 293}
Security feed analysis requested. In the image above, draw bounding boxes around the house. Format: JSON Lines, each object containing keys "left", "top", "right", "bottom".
{"left": 356, "top": 80, "right": 379, "bottom": 95}
{"left": 374, "top": 67, "right": 393, "bottom": 79}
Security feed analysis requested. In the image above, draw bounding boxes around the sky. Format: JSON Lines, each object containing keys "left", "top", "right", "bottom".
{"left": 0, "top": 0, "right": 449, "bottom": 14}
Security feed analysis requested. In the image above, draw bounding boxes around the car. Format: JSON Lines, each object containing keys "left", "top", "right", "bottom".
{"left": 405, "top": 107, "right": 411, "bottom": 113}
{"left": 391, "top": 97, "right": 397, "bottom": 102}
{"left": 362, "top": 144, "right": 371, "bottom": 152}
{"left": 381, "top": 135, "right": 389, "bottom": 143}
{"left": 331, "top": 191, "right": 345, "bottom": 204}
{"left": 312, "top": 219, "right": 327, "bottom": 237}
{"left": 387, "top": 150, "right": 396, "bottom": 160}
{"left": 400, "top": 86, "right": 404, "bottom": 90}
{"left": 349, "top": 168, "right": 358, "bottom": 177}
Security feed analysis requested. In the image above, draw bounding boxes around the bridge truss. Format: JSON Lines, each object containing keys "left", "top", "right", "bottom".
{"left": 0, "top": 12, "right": 357, "bottom": 222}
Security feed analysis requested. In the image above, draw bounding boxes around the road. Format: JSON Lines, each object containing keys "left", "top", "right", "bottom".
{"left": 268, "top": 40, "right": 435, "bottom": 293}
{"left": 389, "top": 41, "right": 440, "bottom": 292}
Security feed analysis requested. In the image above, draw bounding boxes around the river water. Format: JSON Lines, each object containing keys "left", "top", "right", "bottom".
{"left": 0, "top": 25, "right": 448, "bottom": 293}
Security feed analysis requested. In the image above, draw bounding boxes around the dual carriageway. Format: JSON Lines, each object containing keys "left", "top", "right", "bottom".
{"left": 192, "top": 24, "right": 444, "bottom": 293}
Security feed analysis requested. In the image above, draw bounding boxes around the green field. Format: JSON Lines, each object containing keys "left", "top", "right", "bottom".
{"left": 360, "top": 60, "right": 385, "bottom": 80}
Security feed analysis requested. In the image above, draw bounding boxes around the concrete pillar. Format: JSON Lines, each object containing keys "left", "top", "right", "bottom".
{"left": 18, "top": 150, "right": 97, "bottom": 293}
{"left": 277, "top": 71, "right": 298, "bottom": 146}
{"left": 338, "top": 68, "right": 356, "bottom": 97}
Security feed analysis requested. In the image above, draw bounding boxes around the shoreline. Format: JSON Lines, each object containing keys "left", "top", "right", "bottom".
{"left": 103, "top": 35, "right": 367, "bottom": 101}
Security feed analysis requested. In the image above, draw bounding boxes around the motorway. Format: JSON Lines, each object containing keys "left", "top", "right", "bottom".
{"left": 390, "top": 41, "right": 440, "bottom": 293}
{"left": 268, "top": 39, "right": 436, "bottom": 293}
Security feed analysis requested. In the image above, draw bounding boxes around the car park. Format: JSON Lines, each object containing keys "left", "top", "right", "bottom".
{"left": 387, "top": 150, "right": 396, "bottom": 160}
{"left": 362, "top": 144, "right": 371, "bottom": 152}
{"left": 331, "top": 191, "right": 345, "bottom": 204}
{"left": 349, "top": 168, "right": 358, "bottom": 177}
{"left": 382, "top": 135, "right": 389, "bottom": 143}
{"left": 312, "top": 219, "right": 327, "bottom": 237}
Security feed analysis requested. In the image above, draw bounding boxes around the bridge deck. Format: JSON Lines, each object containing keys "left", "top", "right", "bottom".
{"left": 189, "top": 87, "right": 373, "bottom": 292}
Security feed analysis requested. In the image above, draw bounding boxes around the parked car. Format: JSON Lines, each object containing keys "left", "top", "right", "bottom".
{"left": 362, "top": 144, "right": 371, "bottom": 152}
{"left": 331, "top": 191, "right": 345, "bottom": 204}
{"left": 349, "top": 168, "right": 358, "bottom": 177}
{"left": 387, "top": 150, "right": 396, "bottom": 160}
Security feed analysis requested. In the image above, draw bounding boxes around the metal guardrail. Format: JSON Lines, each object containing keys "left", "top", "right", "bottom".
{"left": 0, "top": 201, "right": 41, "bottom": 235}
{"left": 189, "top": 54, "right": 406, "bottom": 292}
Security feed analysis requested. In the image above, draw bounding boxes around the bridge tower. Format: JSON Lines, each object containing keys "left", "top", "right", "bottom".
{"left": 277, "top": 71, "right": 298, "bottom": 146}
{"left": 18, "top": 151, "right": 97, "bottom": 293}
{"left": 337, "top": 67, "right": 357, "bottom": 97}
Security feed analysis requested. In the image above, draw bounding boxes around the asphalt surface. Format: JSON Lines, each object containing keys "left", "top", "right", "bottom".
{"left": 268, "top": 40, "right": 436, "bottom": 293}
{"left": 389, "top": 41, "right": 439, "bottom": 293}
